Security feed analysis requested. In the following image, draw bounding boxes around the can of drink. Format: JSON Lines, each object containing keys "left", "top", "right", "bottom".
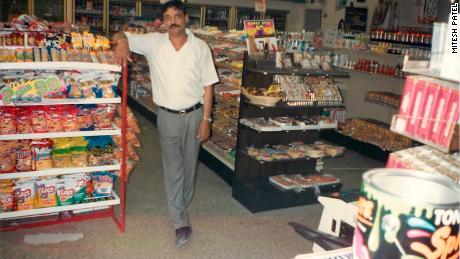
{"left": 353, "top": 169, "right": 460, "bottom": 259}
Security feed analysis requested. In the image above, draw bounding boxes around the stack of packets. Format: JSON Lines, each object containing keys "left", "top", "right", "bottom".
{"left": 113, "top": 106, "right": 142, "bottom": 181}
{"left": 269, "top": 173, "right": 340, "bottom": 191}
{"left": 340, "top": 118, "right": 412, "bottom": 151}
{"left": 0, "top": 171, "right": 115, "bottom": 212}
{"left": 0, "top": 71, "right": 119, "bottom": 104}
{"left": 0, "top": 136, "right": 118, "bottom": 174}
{"left": 386, "top": 145, "right": 460, "bottom": 184}
{"left": 0, "top": 30, "right": 115, "bottom": 64}
{"left": 247, "top": 141, "right": 345, "bottom": 161}
{"left": 0, "top": 104, "right": 116, "bottom": 135}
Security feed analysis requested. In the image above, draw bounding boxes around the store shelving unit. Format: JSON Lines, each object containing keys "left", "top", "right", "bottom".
{"left": 232, "top": 52, "right": 345, "bottom": 213}
{"left": 33, "top": 0, "right": 66, "bottom": 22}
{"left": 235, "top": 8, "right": 261, "bottom": 31}
{"left": 264, "top": 10, "right": 289, "bottom": 32}
{"left": 0, "top": 0, "right": 28, "bottom": 22}
{"left": 204, "top": 5, "right": 230, "bottom": 31}
{"left": 0, "top": 62, "right": 128, "bottom": 233}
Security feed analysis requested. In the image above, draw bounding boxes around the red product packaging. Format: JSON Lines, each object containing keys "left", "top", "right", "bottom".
{"left": 395, "top": 77, "right": 418, "bottom": 132}
{"left": 436, "top": 88, "right": 459, "bottom": 148}
{"left": 31, "top": 107, "right": 48, "bottom": 133}
{"left": 430, "top": 88, "right": 452, "bottom": 144}
{"left": 0, "top": 107, "right": 17, "bottom": 135}
{"left": 47, "top": 106, "right": 64, "bottom": 132}
{"left": 62, "top": 106, "right": 79, "bottom": 132}
{"left": 415, "top": 81, "right": 441, "bottom": 140}
{"left": 404, "top": 78, "right": 427, "bottom": 136}
{"left": 16, "top": 107, "right": 33, "bottom": 134}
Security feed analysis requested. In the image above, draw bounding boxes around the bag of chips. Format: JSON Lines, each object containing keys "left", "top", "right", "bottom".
{"left": 86, "top": 136, "right": 115, "bottom": 166}
{"left": 16, "top": 140, "right": 32, "bottom": 172}
{"left": 31, "top": 107, "right": 48, "bottom": 133}
{"left": 91, "top": 171, "right": 115, "bottom": 197}
{"left": 0, "top": 141, "right": 16, "bottom": 173}
{"left": 52, "top": 138, "right": 71, "bottom": 168}
{"left": 92, "top": 104, "right": 115, "bottom": 130}
{"left": 62, "top": 173, "right": 88, "bottom": 203}
{"left": 56, "top": 179, "right": 76, "bottom": 206}
{"left": 14, "top": 179, "right": 36, "bottom": 210}
{"left": 0, "top": 107, "right": 17, "bottom": 135}
{"left": 16, "top": 107, "right": 33, "bottom": 134}
{"left": 0, "top": 180, "right": 14, "bottom": 212}
{"left": 35, "top": 178, "right": 57, "bottom": 208}
{"left": 62, "top": 105, "right": 79, "bottom": 132}
{"left": 69, "top": 137, "right": 88, "bottom": 167}
{"left": 31, "top": 139, "right": 53, "bottom": 170}
{"left": 76, "top": 105, "right": 95, "bottom": 130}
{"left": 47, "top": 106, "right": 64, "bottom": 132}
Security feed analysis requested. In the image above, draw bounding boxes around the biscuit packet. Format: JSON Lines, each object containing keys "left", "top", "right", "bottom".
{"left": 91, "top": 171, "right": 115, "bottom": 197}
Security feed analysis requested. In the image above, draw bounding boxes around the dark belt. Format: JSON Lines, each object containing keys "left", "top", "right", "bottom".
{"left": 158, "top": 102, "right": 202, "bottom": 115}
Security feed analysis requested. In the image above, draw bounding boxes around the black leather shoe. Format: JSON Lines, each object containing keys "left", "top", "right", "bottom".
{"left": 175, "top": 226, "right": 192, "bottom": 248}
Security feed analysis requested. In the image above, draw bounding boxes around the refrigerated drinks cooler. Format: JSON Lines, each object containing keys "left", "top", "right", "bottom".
{"left": 74, "top": 0, "right": 105, "bottom": 34}
{"left": 108, "top": 0, "right": 137, "bottom": 35}
{"left": 236, "top": 8, "right": 261, "bottom": 30}
{"left": 34, "top": 0, "right": 66, "bottom": 22}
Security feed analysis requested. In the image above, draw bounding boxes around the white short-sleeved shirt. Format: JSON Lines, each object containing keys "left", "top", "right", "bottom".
{"left": 125, "top": 29, "right": 219, "bottom": 110}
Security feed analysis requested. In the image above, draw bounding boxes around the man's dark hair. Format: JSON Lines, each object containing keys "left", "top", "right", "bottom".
{"left": 161, "top": 1, "right": 187, "bottom": 16}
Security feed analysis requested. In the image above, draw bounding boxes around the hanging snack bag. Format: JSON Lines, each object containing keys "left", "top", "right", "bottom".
{"left": 96, "top": 73, "right": 118, "bottom": 98}
{"left": 47, "top": 106, "right": 64, "bottom": 132}
{"left": 52, "top": 138, "right": 71, "bottom": 168}
{"left": 76, "top": 104, "right": 95, "bottom": 130}
{"left": 86, "top": 136, "right": 115, "bottom": 166}
{"left": 31, "top": 107, "right": 48, "bottom": 133}
{"left": 92, "top": 104, "right": 115, "bottom": 130}
{"left": 16, "top": 107, "right": 33, "bottom": 134}
{"left": 31, "top": 139, "right": 53, "bottom": 170}
{"left": 0, "top": 141, "right": 16, "bottom": 173}
{"left": 56, "top": 179, "right": 76, "bottom": 206}
{"left": 62, "top": 105, "right": 79, "bottom": 132}
{"left": 79, "top": 74, "right": 97, "bottom": 98}
{"left": 35, "top": 178, "right": 57, "bottom": 208}
{"left": 91, "top": 171, "right": 115, "bottom": 197}
{"left": 0, "top": 185, "right": 14, "bottom": 212}
{"left": 16, "top": 140, "right": 32, "bottom": 172}
{"left": 65, "top": 73, "right": 82, "bottom": 98}
{"left": 0, "top": 107, "right": 17, "bottom": 135}
{"left": 127, "top": 130, "right": 140, "bottom": 147}
{"left": 69, "top": 137, "right": 88, "bottom": 167}
{"left": 14, "top": 179, "right": 36, "bottom": 210}
{"left": 62, "top": 173, "right": 87, "bottom": 203}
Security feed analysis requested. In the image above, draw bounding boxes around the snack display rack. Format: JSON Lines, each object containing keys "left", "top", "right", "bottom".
{"left": 0, "top": 61, "right": 128, "bottom": 233}
{"left": 232, "top": 52, "right": 347, "bottom": 212}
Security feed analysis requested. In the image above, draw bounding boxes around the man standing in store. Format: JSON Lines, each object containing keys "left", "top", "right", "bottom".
{"left": 113, "top": 0, "right": 219, "bottom": 248}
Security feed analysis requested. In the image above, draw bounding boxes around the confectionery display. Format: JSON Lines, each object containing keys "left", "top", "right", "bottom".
{"left": 365, "top": 91, "right": 400, "bottom": 109}
{"left": 246, "top": 141, "right": 345, "bottom": 162}
{"left": 387, "top": 145, "right": 460, "bottom": 184}
{"left": 340, "top": 118, "right": 412, "bottom": 151}
{"left": 269, "top": 173, "right": 340, "bottom": 190}
{"left": 281, "top": 76, "right": 343, "bottom": 106}
{"left": 240, "top": 115, "right": 337, "bottom": 131}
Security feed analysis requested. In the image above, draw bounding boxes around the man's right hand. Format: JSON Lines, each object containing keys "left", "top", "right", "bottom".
{"left": 113, "top": 32, "right": 132, "bottom": 65}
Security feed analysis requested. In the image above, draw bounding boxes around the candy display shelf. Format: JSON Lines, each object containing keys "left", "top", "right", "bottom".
{"left": 0, "top": 97, "right": 121, "bottom": 106}
{"left": 0, "top": 124, "right": 120, "bottom": 140}
{"left": 0, "top": 62, "right": 121, "bottom": 72}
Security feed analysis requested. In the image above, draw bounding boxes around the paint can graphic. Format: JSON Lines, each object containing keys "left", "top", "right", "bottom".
{"left": 353, "top": 169, "right": 460, "bottom": 259}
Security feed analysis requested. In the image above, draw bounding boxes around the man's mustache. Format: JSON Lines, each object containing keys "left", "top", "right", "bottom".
{"left": 169, "top": 24, "right": 180, "bottom": 28}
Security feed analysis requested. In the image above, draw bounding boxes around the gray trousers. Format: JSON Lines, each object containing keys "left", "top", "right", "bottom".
{"left": 157, "top": 107, "right": 202, "bottom": 230}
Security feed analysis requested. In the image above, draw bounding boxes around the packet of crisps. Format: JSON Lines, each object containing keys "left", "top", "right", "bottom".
{"left": 91, "top": 171, "right": 115, "bottom": 197}
{"left": 56, "top": 179, "right": 76, "bottom": 206}
{"left": 14, "top": 179, "right": 36, "bottom": 210}
{"left": 0, "top": 186, "right": 14, "bottom": 212}
{"left": 62, "top": 173, "right": 87, "bottom": 203}
{"left": 35, "top": 178, "right": 57, "bottom": 208}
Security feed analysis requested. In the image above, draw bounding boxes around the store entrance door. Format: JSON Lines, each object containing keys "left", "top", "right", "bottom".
{"left": 304, "top": 9, "right": 322, "bottom": 31}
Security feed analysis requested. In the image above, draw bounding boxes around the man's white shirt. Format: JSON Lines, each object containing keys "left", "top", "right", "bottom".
{"left": 125, "top": 29, "right": 219, "bottom": 110}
